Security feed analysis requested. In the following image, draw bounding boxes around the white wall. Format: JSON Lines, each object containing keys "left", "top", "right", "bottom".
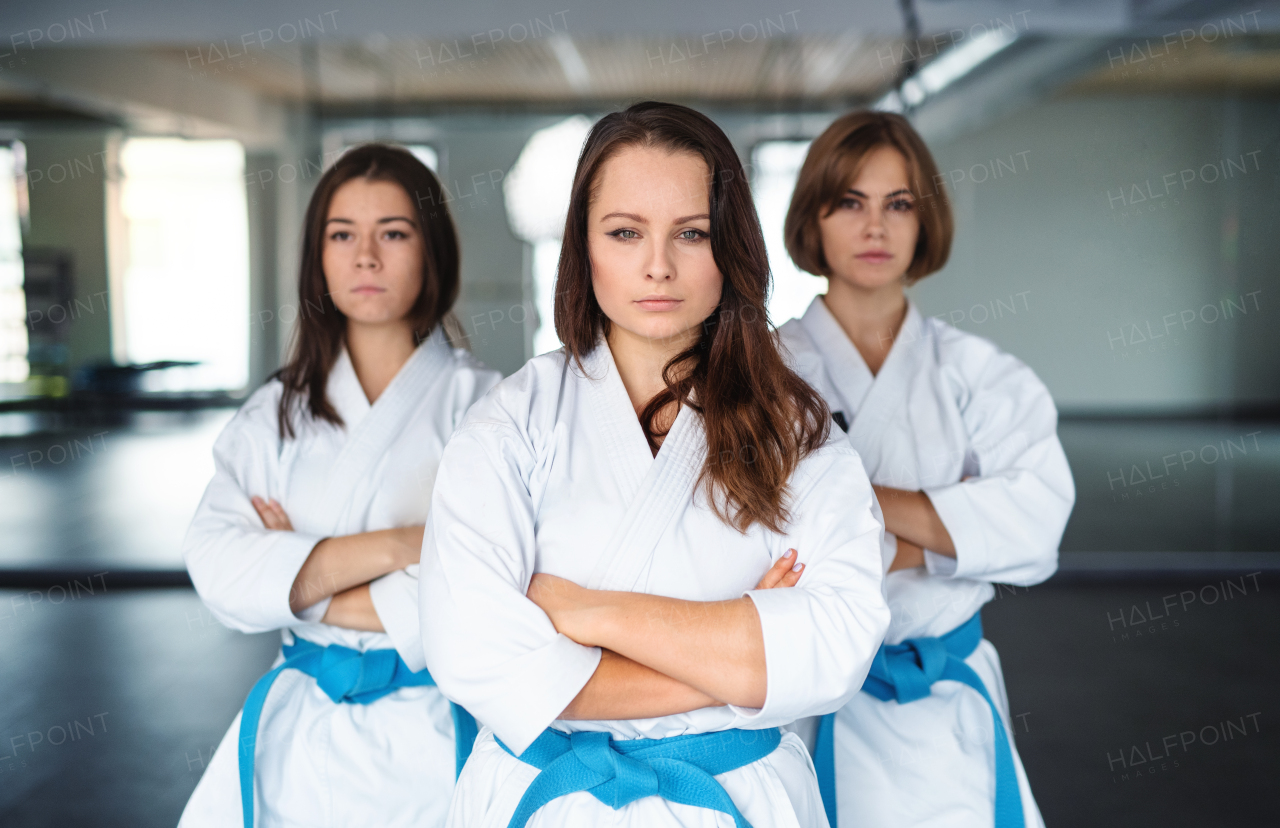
{"left": 912, "top": 94, "right": 1279, "bottom": 412}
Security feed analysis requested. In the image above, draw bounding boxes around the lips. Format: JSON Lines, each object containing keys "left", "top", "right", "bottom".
{"left": 635, "top": 296, "right": 682, "bottom": 310}
{"left": 857, "top": 251, "right": 892, "bottom": 262}
{"left": 352, "top": 286, "right": 386, "bottom": 294}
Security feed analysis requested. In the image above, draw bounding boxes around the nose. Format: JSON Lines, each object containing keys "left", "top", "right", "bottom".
{"left": 646, "top": 238, "right": 675, "bottom": 281}
{"left": 863, "top": 204, "right": 886, "bottom": 239}
{"left": 355, "top": 232, "right": 380, "bottom": 270}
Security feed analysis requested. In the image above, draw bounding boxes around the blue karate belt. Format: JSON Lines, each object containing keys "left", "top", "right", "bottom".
{"left": 814, "top": 612, "right": 1023, "bottom": 828}
{"left": 495, "top": 727, "right": 782, "bottom": 828}
{"left": 237, "top": 636, "right": 479, "bottom": 828}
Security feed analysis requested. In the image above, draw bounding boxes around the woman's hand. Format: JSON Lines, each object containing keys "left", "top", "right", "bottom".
{"left": 320, "top": 583, "right": 385, "bottom": 632}
{"left": 755, "top": 548, "right": 804, "bottom": 589}
{"left": 252, "top": 496, "right": 294, "bottom": 531}
{"left": 888, "top": 537, "right": 925, "bottom": 572}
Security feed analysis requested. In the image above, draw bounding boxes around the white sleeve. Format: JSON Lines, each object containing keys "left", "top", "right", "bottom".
{"left": 922, "top": 350, "right": 1075, "bottom": 586}
{"left": 419, "top": 422, "right": 601, "bottom": 755}
{"left": 182, "top": 406, "right": 325, "bottom": 634}
{"left": 740, "top": 445, "right": 890, "bottom": 727}
{"left": 369, "top": 565, "right": 426, "bottom": 671}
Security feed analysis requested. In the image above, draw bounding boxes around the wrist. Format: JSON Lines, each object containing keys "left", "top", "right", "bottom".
{"left": 566, "top": 589, "right": 617, "bottom": 649}
{"left": 385, "top": 528, "right": 412, "bottom": 570}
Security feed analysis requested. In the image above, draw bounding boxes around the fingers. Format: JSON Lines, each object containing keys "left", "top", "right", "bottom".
{"left": 251, "top": 496, "right": 278, "bottom": 529}
{"left": 777, "top": 559, "right": 805, "bottom": 588}
{"left": 268, "top": 500, "right": 293, "bottom": 531}
{"left": 251, "top": 496, "right": 293, "bottom": 531}
{"left": 755, "top": 549, "right": 803, "bottom": 590}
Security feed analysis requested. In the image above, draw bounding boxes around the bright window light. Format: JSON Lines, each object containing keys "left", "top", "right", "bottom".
{"left": 503, "top": 116, "right": 592, "bottom": 357}
{"left": 752, "top": 140, "right": 827, "bottom": 326}
{"left": 406, "top": 144, "right": 438, "bottom": 171}
{"left": 0, "top": 145, "right": 28, "bottom": 384}
{"left": 115, "top": 138, "right": 249, "bottom": 391}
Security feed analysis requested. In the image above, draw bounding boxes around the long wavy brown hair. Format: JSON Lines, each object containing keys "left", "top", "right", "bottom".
{"left": 555, "top": 101, "right": 831, "bottom": 534}
{"left": 275, "top": 143, "right": 461, "bottom": 439}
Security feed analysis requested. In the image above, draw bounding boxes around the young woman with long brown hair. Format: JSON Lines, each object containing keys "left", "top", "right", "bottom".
{"left": 180, "top": 144, "right": 500, "bottom": 828}
{"left": 419, "top": 101, "right": 889, "bottom": 828}
{"left": 778, "top": 111, "right": 1073, "bottom": 828}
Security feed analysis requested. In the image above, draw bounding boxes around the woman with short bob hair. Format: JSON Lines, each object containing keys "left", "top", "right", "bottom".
{"left": 779, "top": 111, "right": 1073, "bottom": 828}
{"left": 181, "top": 143, "right": 500, "bottom": 828}
{"left": 420, "top": 101, "right": 889, "bottom": 828}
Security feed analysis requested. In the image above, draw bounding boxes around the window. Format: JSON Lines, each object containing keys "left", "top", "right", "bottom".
{"left": 503, "top": 116, "right": 592, "bottom": 357}
{"left": 751, "top": 140, "right": 827, "bottom": 326}
{"left": 0, "top": 144, "right": 27, "bottom": 386}
{"left": 111, "top": 138, "right": 249, "bottom": 391}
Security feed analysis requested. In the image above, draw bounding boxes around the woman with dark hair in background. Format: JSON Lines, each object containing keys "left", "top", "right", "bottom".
{"left": 418, "top": 101, "right": 889, "bottom": 828}
{"left": 180, "top": 144, "right": 500, "bottom": 828}
{"left": 778, "top": 111, "right": 1074, "bottom": 827}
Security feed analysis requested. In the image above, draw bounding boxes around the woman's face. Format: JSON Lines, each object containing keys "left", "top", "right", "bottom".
{"left": 322, "top": 178, "right": 424, "bottom": 327}
{"left": 818, "top": 145, "right": 920, "bottom": 292}
{"left": 587, "top": 145, "right": 724, "bottom": 352}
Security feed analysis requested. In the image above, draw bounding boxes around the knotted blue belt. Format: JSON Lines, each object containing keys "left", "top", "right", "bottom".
{"left": 495, "top": 726, "right": 782, "bottom": 828}
{"left": 237, "top": 636, "right": 479, "bottom": 828}
{"left": 814, "top": 612, "right": 1022, "bottom": 828}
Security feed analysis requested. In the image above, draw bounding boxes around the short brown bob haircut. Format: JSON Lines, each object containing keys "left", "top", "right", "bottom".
{"left": 784, "top": 111, "right": 953, "bottom": 284}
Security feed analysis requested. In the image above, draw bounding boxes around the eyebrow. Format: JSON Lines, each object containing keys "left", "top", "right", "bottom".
{"left": 599, "top": 211, "right": 710, "bottom": 223}
{"left": 324, "top": 216, "right": 417, "bottom": 225}
{"left": 845, "top": 188, "right": 913, "bottom": 199}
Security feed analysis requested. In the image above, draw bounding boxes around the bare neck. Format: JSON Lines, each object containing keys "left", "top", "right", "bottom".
{"left": 345, "top": 319, "right": 419, "bottom": 404}
{"left": 822, "top": 278, "right": 908, "bottom": 376}
{"left": 606, "top": 325, "right": 695, "bottom": 429}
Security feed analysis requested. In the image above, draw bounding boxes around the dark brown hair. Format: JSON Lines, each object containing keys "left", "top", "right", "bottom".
{"left": 556, "top": 101, "right": 830, "bottom": 534}
{"left": 276, "top": 143, "right": 460, "bottom": 439}
{"left": 785, "top": 110, "right": 953, "bottom": 284}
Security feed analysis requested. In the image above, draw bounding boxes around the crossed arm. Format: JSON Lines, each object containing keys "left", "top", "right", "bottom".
{"left": 529, "top": 549, "right": 804, "bottom": 720}
{"left": 252, "top": 497, "right": 422, "bottom": 632}
{"left": 875, "top": 485, "right": 957, "bottom": 573}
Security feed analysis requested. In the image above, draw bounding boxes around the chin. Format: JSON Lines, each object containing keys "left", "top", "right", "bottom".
{"left": 837, "top": 268, "right": 904, "bottom": 292}
{"left": 616, "top": 315, "right": 701, "bottom": 347}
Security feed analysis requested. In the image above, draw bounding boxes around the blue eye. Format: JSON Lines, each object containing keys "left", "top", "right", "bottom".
{"left": 678, "top": 229, "right": 708, "bottom": 241}
{"left": 608, "top": 229, "right": 639, "bottom": 240}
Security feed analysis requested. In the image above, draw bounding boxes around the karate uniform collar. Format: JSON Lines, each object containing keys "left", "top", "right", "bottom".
{"left": 328, "top": 325, "right": 452, "bottom": 427}
{"left": 576, "top": 334, "right": 705, "bottom": 518}
{"left": 798, "top": 294, "right": 927, "bottom": 446}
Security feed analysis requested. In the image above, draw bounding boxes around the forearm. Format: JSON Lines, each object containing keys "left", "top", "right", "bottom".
{"left": 290, "top": 529, "right": 411, "bottom": 613}
{"left": 570, "top": 593, "right": 767, "bottom": 709}
{"left": 560, "top": 649, "right": 723, "bottom": 720}
{"left": 320, "top": 583, "right": 385, "bottom": 632}
{"left": 874, "top": 485, "right": 956, "bottom": 556}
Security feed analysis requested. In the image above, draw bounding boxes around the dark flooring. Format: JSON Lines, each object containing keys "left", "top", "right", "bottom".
{"left": 0, "top": 411, "right": 1277, "bottom": 826}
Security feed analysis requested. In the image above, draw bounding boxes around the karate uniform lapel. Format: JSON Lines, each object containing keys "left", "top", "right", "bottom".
{"left": 798, "top": 296, "right": 875, "bottom": 420}
{"left": 578, "top": 340, "right": 707, "bottom": 593}
{"left": 799, "top": 296, "right": 928, "bottom": 452}
{"left": 313, "top": 327, "right": 452, "bottom": 535}
{"left": 842, "top": 302, "right": 926, "bottom": 451}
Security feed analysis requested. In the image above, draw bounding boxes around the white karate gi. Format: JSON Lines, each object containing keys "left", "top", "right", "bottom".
{"left": 179, "top": 327, "right": 501, "bottom": 828}
{"left": 779, "top": 296, "right": 1075, "bottom": 828}
{"left": 418, "top": 339, "right": 890, "bottom": 828}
